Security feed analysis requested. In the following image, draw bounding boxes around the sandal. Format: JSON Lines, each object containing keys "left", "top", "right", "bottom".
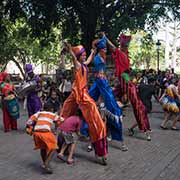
{"left": 57, "top": 154, "right": 66, "bottom": 162}
{"left": 128, "top": 128, "right": 134, "bottom": 136}
{"left": 95, "top": 156, "right": 108, "bottom": 166}
{"left": 101, "top": 157, "right": 108, "bottom": 166}
{"left": 41, "top": 165, "right": 53, "bottom": 174}
{"left": 44, "top": 167, "right": 53, "bottom": 174}
{"left": 67, "top": 159, "right": 75, "bottom": 165}
{"left": 160, "top": 125, "right": 168, "bottom": 130}
{"left": 171, "top": 127, "right": 179, "bottom": 131}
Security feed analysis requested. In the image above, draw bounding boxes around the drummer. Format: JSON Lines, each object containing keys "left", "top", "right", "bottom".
{"left": 25, "top": 64, "right": 42, "bottom": 117}
{"left": 0, "top": 72, "right": 18, "bottom": 132}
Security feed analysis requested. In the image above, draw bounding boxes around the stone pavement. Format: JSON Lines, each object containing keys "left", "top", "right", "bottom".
{"left": 0, "top": 101, "right": 180, "bottom": 180}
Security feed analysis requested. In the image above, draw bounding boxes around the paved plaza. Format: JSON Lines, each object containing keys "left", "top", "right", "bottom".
{"left": 0, "top": 101, "right": 180, "bottom": 180}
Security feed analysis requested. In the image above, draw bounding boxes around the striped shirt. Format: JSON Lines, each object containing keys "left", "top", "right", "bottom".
{"left": 26, "top": 111, "right": 59, "bottom": 131}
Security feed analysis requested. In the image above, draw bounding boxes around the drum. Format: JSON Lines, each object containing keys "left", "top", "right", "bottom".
{"left": 4, "top": 94, "right": 20, "bottom": 119}
{"left": 17, "top": 81, "right": 37, "bottom": 97}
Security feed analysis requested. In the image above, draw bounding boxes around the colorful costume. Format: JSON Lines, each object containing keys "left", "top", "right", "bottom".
{"left": 0, "top": 72, "right": 18, "bottom": 132}
{"left": 89, "top": 36, "right": 123, "bottom": 141}
{"left": 25, "top": 64, "right": 42, "bottom": 117}
{"left": 161, "top": 84, "right": 179, "bottom": 114}
{"left": 60, "top": 46, "right": 107, "bottom": 157}
{"left": 112, "top": 34, "right": 151, "bottom": 132}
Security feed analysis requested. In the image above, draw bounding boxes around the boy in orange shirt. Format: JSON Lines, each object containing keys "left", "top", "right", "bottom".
{"left": 26, "top": 103, "right": 59, "bottom": 174}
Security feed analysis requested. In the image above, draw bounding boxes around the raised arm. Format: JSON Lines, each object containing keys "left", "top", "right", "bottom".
{"left": 59, "top": 50, "right": 66, "bottom": 69}
{"left": 99, "top": 32, "right": 116, "bottom": 52}
{"left": 63, "top": 42, "right": 81, "bottom": 70}
{"left": 83, "top": 48, "right": 96, "bottom": 66}
{"left": 105, "top": 36, "right": 116, "bottom": 52}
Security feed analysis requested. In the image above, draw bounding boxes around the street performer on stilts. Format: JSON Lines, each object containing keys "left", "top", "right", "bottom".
{"left": 89, "top": 33, "right": 128, "bottom": 151}
{"left": 59, "top": 43, "right": 108, "bottom": 165}
{"left": 106, "top": 33, "right": 151, "bottom": 141}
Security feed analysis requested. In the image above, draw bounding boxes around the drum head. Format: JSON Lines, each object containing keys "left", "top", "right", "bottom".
{"left": 17, "top": 81, "right": 37, "bottom": 96}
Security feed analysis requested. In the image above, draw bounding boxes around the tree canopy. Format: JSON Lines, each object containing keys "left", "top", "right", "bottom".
{"left": 0, "top": 17, "right": 61, "bottom": 75}
{"left": 0, "top": 0, "right": 180, "bottom": 71}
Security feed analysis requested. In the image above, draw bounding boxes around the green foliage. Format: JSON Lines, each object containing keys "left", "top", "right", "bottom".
{"left": 0, "top": 0, "right": 179, "bottom": 69}
{"left": 129, "top": 30, "right": 165, "bottom": 70}
{"left": 0, "top": 17, "right": 62, "bottom": 73}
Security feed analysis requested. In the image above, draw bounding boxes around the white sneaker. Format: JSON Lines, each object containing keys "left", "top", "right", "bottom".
{"left": 121, "top": 144, "right": 128, "bottom": 151}
{"left": 87, "top": 145, "right": 93, "bottom": 152}
{"left": 147, "top": 135, "right": 151, "bottom": 141}
{"left": 107, "top": 136, "right": 112, "bottom": 142}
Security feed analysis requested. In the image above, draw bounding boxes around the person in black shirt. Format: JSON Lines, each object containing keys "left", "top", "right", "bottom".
{"left": 46, "top": 90, "right": 61, "bottom": 113}
{"left": 138, "top": 78, "right": 159, "bottom": 113}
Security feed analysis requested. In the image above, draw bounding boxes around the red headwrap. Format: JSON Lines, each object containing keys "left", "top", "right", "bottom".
{"left": 119, "top": 34, "right": 131, "bottom": 47}
{"left": 0, "top": 72, "right": 8, "bottom": 83}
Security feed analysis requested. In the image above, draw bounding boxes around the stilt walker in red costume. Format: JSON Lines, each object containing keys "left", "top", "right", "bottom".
{"left": 105, "top": 34, "right": 151, "bottom": 141}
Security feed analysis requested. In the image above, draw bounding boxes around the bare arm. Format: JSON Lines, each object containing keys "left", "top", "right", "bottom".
{"left": 159, "top": 90, "right": 166, "bottom": 102}
{"left": 106, "top": 36, "right": 116, "bottom": 52}
{"left": 154, "top": 94, "right": 159, "bottom": 103}
{"left": 59, "top": 51, "right": 66, "bottom": 69}
{"left": 172, "top": 86, "right": 180, "bottom": 100}
{"left": 99, "top": 32, "right": 116, "bottom": 52}
{"left": 83, "top": 48, "right": 96, "bottom": 65}
{"left": 64, "top": 42, "right": 81, "bottom": 70}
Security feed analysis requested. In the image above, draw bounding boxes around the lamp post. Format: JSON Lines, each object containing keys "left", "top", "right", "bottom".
{"left": 156, "top": 40, "right": 161, "bottom": 72}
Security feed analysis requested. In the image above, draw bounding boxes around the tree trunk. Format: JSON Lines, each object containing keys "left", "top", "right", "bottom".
{"left": 81, "top": 21, "right": 97, "bottom": 55}
{"left": 46, "top": 64, "right": 49, "bottom": 74}
{"left": 78, "top": 9, "right": 98, "bottom": 55}
{"left": 165, "top": 21, "right": 170, "bottom": 69}
{"left": 172, "top": 21, "right": 177, "bottom": 69}
{"left": 0, "top": 61, "right": 8, "bottom": 72}
{"left": 12, "top": 58, "right": 25, "bottom": 79}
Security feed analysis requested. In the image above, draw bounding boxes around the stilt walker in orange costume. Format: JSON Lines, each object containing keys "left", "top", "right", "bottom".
{"left": 59, "top": 43, "right": 108, "bottom": 165}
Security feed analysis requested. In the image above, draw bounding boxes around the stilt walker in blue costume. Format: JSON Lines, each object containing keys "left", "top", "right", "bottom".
{"left": 89, "top": 33, "right": 128, "bottom": 151}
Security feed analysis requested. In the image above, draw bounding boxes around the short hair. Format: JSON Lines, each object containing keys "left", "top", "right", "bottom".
{"left": 43, "top": 102, "right": 53, "bottom": 111}
{"left": 148, "top": 78, "right": 155, "bottom": 84}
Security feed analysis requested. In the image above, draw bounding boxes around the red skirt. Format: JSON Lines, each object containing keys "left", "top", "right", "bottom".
{"left": 92, "top": 137, "right": 108, "bottom": 157}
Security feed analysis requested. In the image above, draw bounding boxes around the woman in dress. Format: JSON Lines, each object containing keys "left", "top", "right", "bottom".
{"left": 0, "top": 72, "right": 18, "bottom": 132}
{"left": 160, "top": 78, "right": 180, "bottom": 130}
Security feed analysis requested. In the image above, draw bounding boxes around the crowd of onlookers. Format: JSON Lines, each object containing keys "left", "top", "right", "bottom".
{"left": 6, "top": 67, "right": 180, "bottom": 126}
{"left": 34, "top": 72, "right": 73, "bottom": 113}
{"left": 19, "top": 68, "right": 179, "bottom": 109}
